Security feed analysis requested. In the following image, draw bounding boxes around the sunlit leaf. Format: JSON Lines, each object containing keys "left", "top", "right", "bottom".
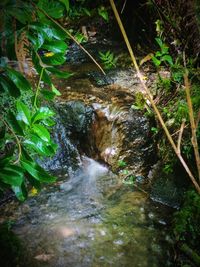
{"left": 38, "top": 0, "right": 65, "bottom": 19}
{"left": 32, "top": 124, "right": 51, "bottom": 142}
{"left": 21, "top": 159, "right": 56, "bottom": 183}
{"left": 51, "top": 84, "right": 61, "bottom": 96}
{"left": 16, "top": 101, "right": 31, "bottom": 125}
{"left": 12, "top": 182, "right": 27, "bottom": 201}
{"left": 42, "top": 53, "right": 66, "bottom": 65}
{"left": 32, "top": 107, "right": 55, "bottom": 123}
{"left": 7, "top": 111, "right": 24, "bottom": 136}
{"left": 42, "top": 40, "right": 68, "bottom": 53}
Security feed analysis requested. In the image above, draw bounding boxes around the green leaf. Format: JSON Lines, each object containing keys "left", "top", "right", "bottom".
{"left": 32, "top": 124, "right": 50, "bottom": 142}
{"left": 51, "top": 84, "right": 61, "bottom": 96}
{"left": 26, "top": 172, "right": 41, "bottom": 191}
{"left": 32, "top": 107, "right": 55, "bottom": 123}
{"left": 0, "top": 75, "right": 21, "bottom": 97}
{"left": 98, "top": 6, "right": 109, "bottom": 22}
{"left": 29, "top": 22, "right": 66, "bottom": 41}
{"left": 162, "top": 55, "right": 173, "bottom": 66}
{"left": 41, "top": 89, "right": 56, "bottom": 100}
{"left": 12, "top": 182, "right": 27, "bottom": 201}
{"left": 46, "top": 67, "right": 73, "bottom": 78}
{"left": 59, "top": 0, "right": 70, "bottom": 12}
{"left": 0, "top": 165, "right": 24, "bottom": 186}
{"left": 24, "top": 134, "right": 55, "bottom": 156}
{"left": 42, "top": 53, "right": 66, "bottom": 65}
{"left": 38, "top": 0, "right": 65, "bottom": 19}
{"left": 6, "top": 68, "right": 31, "bottom": 91}
{"left": 16, "top": 101, "right": 31, "bottom": 125}
{"left": 27, "top": 32, "right": 45, "bottom": 51}
{"left": 43, "top": 118, "right": 55, "bottom": 127}
{"left": 42, "top": 40, "right": 68, "bottom": 53}
{"left": 7, "top": 7, "right": 32, "bottom": 24}
{"left": 155, "top": 37, "right": 163, "bottom": 48}
{"left": 7, "top": 111, "right": 24, "bottom": 136}
{"left": 21, "top": 159, "right": 56, "bottom": 183}
{"left": 152, "top": 56, "right": 161, "bottom": 67}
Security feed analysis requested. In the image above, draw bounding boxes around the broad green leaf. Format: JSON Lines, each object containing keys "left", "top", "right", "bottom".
{"left": 6, "top": 68, "right": 31, "bottom": 91}
{"left": 51, "top": 84, "right": 61, "bottom": 96}
{"left": 152, "top": 56, "right": 161, "bottom": 67}
{"left": 7, "top": 111, "right": 24, "bottom": 136}
{"left": 0, "top": 75, "right": 21, "bottom": 97}
{"left": 26, "top": 172, "right": 41, "bottom": 191}
{"left": 162, "top": 55, "right": 173, "bottom": 66}
{"left": 21, "top": 159, "right": 56, "bottom": 183}
{"left": 43, "top": 118, "right": 55, "bottom": 127}
{"left": 32, "top": 107, "right": 55, "bottom": 123}
{"left": 24, "top": 134, "right": 55, "bottom": 156}
{"left": 38, "top": 0, "right": 65, "bottom": 19}
{"left": 42, "top": 53, "right": 66, "bottom": 65}
{"left": 0, "top": 166, "right": 24, "bottom": 186}
{"left": 41, "top": 89, "right": 56, "bottom": 100}
{"left": 27, "top": 31, "right": 45, "bottom": 51}
{"left": 12, "top": 182, "right": 27, "bottom": 201}
{"left": 32, "top": 124, "right": 50, "bottom": 142}
{"left": 59, "top": 0, "right": 70, "bottom": 12}
{"left": 29, "top": 20, "right": 66, "bottom": 41}
{"left": 47, "top": 67, "right": 73, "bottom": 78}
{"left": 42, "top": 40, "right": 68, "bottom": 53}
{"left": 16, "top": 101, "right": 31, "bottom": 125}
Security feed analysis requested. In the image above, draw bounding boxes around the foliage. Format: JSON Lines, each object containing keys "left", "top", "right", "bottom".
{"left": 151, "top": 37, "right": 173, "bottom": 67}
{"left": 98, "top": 50, "right": 117, "bottom": 70}
{"left": 98, "top": 6, "right": 109, "bottom": 22}
{"left": 174, "top": 190, "right": 200, "bottom": 245}
{"left": 0, "top": 0, "right": 75, "bottom": 200}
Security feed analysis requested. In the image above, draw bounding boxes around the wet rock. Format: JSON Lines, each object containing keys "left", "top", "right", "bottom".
{"left": 40, "top": 101, "right": 94, "bottom": 172}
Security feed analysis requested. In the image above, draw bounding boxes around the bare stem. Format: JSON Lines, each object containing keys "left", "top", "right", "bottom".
{"left": 177, "top": 119, "right": 186, "bottom": 154}
{"left": 109, "top": 0, "right": 200, "bottom": 193}
{"left": 34, "top": 67, "right": 44, "bottom": 108}
{"left": 184, "top": 72, "right": 200, "bottom": 181}
{"left": 1, "top": 117, "right": 22, "bottom": 164}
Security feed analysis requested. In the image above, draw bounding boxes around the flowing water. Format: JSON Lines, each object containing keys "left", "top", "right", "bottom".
{"left": 1, "top": 156, "right": 173, "bottom": 267}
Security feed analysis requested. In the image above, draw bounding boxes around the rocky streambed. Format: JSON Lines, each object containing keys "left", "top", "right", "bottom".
{"left": 0, "top": 42, "right": 177, "bottom": 266}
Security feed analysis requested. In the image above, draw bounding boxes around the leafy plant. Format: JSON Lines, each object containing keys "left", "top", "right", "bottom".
{"left": 98, "top": 50, "right": 117, "bottom": 70}
{"left": 118, "top": 159, "right": 127, "bottom": 168}
{"left": 98, "top": 6, "right": 109, "bottom": 22}
{"left": 152, "top": 37, "right": 173, "bottom": 67}
{"left": 0, "top": 0, "right": 73, "bottom": 200}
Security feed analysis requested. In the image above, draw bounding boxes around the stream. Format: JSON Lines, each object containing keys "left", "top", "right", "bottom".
{"left": 1, "top": 39, "right": 175, "bottom": 266}
{"left": 0, "top": 156, "right": 173, "bottom": 267}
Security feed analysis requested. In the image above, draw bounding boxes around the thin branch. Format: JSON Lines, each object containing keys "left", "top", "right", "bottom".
{"left": 121, "top": 0, "right": 127, "bottom": 14}
{"left": 184, "top": 72, "right": 200, "bottom": 181}
{"left": 195, "top": 109, "right": 200, "bottom": 128}
{"left": 32, "top": 2, "right": 106, "bottom": 75}
{"left": 34, "top": 67, "right": 44, "bottom": 108}
{"left": 177, "top": 119, "right": 186, "bottom": 154}
{"left": 1, "top": 117, "right": 22, "bottom": 164}
{"left": 109, "top": 0, "right": 200, "bottom": 193}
